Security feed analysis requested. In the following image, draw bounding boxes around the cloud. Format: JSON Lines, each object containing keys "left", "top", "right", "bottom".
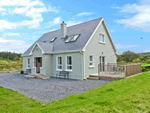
{"left": 143, "top": 49, "right": 150, "bottom": 52}
{"left": 114, "top": 0, "right": 150, "bottom": 32}
{"left": 3, "top": 33, "right": 20, "bottom": 38}
{"left": 66, "top": 21, "right": 82, "bottom": 27}
{"left": 111, "top": 6, "right": 121, "bottom": 9}
{"left": 76, "top": 12, "right": 94, "bottom": 17}
{"left": 110, "top": 30, "right": 115, "bottom": 33}
{"left": 0, "top": 37, "right": 31, "bottom": 53}
{"left": 0, "top": 7, "right": 6, "bottom": 11}
{"left": 0, "top": 0, "right": 44, "bottom": 7}
{"left": 0, "top": 20, "right": 18, "bottom": 30}
{"left": 24, "top": 36, "right": 37, "bottom": 40}
{"left": 115, "top": 44, "right": 139, "bottom": 49}
{"left": 0, "top": 0, "right": 59, "bottom": 30}
{"left": 45, "top": 17, "right": 61, "bottom": 28}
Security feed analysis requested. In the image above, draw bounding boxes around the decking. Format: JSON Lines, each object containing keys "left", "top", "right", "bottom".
{"left": 88, "top": 63, "right": 141, "bottom": 80}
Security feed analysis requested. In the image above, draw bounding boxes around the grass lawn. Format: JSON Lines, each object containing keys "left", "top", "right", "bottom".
{"left": 1, "top": 72, "right": 150, "bottom": 113}
{"left": 141, "top": 63, "right": 150, "bottom": 67}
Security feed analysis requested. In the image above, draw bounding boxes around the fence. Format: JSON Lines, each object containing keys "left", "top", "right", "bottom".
{"left": 125, "top": 63, "right": 141, "bottom": 77}
{"left": 98, "top": 63, "right": 141, "bottom": 79}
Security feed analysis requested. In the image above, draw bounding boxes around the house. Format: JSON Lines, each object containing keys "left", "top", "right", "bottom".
{"left": 21, "top": 17, "right": 117, "bottom": 80}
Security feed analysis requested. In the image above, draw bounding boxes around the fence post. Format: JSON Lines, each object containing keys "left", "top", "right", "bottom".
{"left": 125, "top": 65, "right": 127, "bottom": 77}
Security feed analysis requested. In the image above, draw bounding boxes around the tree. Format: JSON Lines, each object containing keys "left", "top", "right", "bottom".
{"left": 121, "top": 50, "right": 140, "bottom": 62}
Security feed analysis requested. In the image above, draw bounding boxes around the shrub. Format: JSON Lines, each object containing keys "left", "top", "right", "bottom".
{"left": 142, "top": 67, "right": 148, "bottom": 72}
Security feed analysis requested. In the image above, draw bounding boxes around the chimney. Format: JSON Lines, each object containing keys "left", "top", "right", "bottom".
{"left": 61, "top": 21, "right": 67, "bottom": 38}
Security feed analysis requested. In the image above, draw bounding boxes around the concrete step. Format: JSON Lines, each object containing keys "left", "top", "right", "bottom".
{"left": 87, "top": 77, "right": 100, "bottom": 80}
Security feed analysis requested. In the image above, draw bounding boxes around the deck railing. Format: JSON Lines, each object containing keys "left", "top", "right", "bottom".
{"left": 98, "top": 63, "right": 141, "bottom": 78}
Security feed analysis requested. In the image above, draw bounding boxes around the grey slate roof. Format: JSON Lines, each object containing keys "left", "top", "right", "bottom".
{"left": 37, "top": 42, "right": 53, "bottom": 53}
{"left": 22, "top": 18, "right": 102, "bottom": 56}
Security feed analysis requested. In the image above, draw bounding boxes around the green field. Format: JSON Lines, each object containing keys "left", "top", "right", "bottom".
{"left": 0, "top": 59, "right": 22, "bottom": 74}
{"left": 0, "top": 71, "right": 150, "bottom": 113}
{"left": 0, "top": 59, "right": 11, "bottom": 65}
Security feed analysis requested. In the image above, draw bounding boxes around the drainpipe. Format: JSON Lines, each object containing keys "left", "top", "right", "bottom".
{"left": 80, "top": 50, "right": 85, "bottom": 80}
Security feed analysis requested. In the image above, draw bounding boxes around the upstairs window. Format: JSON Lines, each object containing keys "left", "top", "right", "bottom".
{"left": 100, "top": 34, "right": 105, "bottom": 43}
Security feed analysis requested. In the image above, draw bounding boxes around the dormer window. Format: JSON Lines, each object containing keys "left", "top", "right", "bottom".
{"left": 50, "top": 37, "right": 57, "bottom": 42}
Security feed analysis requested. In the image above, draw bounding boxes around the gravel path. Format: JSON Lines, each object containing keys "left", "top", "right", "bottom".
{"left": 0, "top": 73, "right": 110, "bottom": 103}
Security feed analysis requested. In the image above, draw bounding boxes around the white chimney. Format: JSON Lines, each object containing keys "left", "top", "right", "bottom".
{"left": 61, "top": 21, "right": 67, "bottom": 38}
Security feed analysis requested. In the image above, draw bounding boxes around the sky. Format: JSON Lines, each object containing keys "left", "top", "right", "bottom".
{"left": 0, "top": 0, "right": 150, "bottom": 54}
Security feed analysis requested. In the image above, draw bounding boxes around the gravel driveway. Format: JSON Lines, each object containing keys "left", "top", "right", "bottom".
{"left": 0, "top": 73, "right": 110, "bottom": 103}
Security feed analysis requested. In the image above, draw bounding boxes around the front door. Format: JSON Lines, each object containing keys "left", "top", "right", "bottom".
{"left": 99, "top": 56, "right": 105, "bottom": 71}
{"left": 35, "top": 57, "right": 42, "bottom": 73}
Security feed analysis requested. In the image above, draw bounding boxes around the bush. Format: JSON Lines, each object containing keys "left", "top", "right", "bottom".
{"left": 142, "top": 67, "right": 148, "bottom": 72}
{"left": 145, "top": 59, "right": 150, "bottom": 64}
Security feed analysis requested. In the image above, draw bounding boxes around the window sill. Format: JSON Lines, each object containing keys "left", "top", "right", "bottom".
{"left": 89, "top": 66, "right": 95, "bottom": 68}
{"left": 99, "top": 41, "right": 106, "bottom": 44}
{"left": 26, "top": 67, "right": 31, "bottom": 69}
{"left": 56, "top": 69, "right": 62, "bottom": 71}
{"left": 40, "top": 67, "right": 43, "bottom": 69}
{"left": 66, "top": 70, "right": 72, "bottom": 72}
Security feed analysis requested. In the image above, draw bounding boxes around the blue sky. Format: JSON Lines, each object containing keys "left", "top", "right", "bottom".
{"left": 0, "top": 0, "right": 150, "bottom": 54}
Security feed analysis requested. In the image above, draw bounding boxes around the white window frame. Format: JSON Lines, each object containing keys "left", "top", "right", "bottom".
{"left": 99, "top": 56, "right": 106, "bottom": 71}
{"left": 56, "top": 56, "right": 63, "bottom": 71}
{"left": 65, "top": 55, "right": 73, "bottom": 72}
{"left": 27, "top": 58, "right": 30, "bottom": 69}
{"left": 99, "top": 34, "right": 105, "bottom": 44}
{"left": 89, "top": 55, "right": 94, "bottom": 68}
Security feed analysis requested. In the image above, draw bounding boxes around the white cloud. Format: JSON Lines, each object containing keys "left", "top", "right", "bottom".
{"left": 76, "top": 12, "right": 94, "bottom": 17}
{"left": 3, "top": 33, "right": 20, "bottom": 38}
{"left": 45, "top": 17, "right": 61, "bottom": 28}
{"left": 111, "top": 6, "right": 121, "bottom": 9}
{"left": 0, "top": 7, "right": 6, "bottom": 11}
{"left": 66, "top": 21, "right": 82, "bottom": 27}
{"left": 115, "top": 0, "right": 150, "bottom": 32}
{"left": 110, "top": 30, "right": 115, "bottom": 33}
{"left": 24, "top": 36, "right": 37, "bottom": 40}
{"left": 0, "top": 0, "right": 59, "bottom": 30}
{"left": 143, "top": 49, "right": 150, "bottom": 52}
{"left": 0, "top": 37, "right": 31, "bottom": 53}
{"left": 0, "top": 0, "right": 44, "bottom": 7}
{"left": 115, "top": 44, "right": 139, "bottom": 49}
{"left": 0, "top": 20, "right": 18, "bottom": 30}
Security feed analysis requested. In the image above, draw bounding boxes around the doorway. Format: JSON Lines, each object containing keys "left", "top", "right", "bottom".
{"left": 99, "top": 56, "right": 106, "bottom": 71}
{"left": 35, "top": 57, "right": 42, "bottom": 73}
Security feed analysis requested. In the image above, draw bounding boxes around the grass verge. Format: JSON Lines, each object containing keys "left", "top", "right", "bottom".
{"left": 1, "top": 72, "right": 150, "bottom": 113}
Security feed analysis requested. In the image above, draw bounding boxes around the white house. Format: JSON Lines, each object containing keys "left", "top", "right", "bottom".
{"left": 22, "top": 17, "right": 117, "bottom": 80}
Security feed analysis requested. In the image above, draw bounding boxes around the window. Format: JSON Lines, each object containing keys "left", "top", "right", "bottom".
{"left": 65, "top": 34, "right": 80, "bottom": 42}
{"left": 50, "top": 37, "right": 57, "bottom": 42}
{"left": 89, "top": 55, "right": 94, "bottom": 66}
{"left": 70, "top": 34, "right": 79, "bottom": 41}
{"left": 100, "top": 34, "right": 105, "bottom": 43}
{"left": 57, "top": 56, "right": 62, "bottom": 70}
{"left": 27, "top": 58, "right": 30, "bottom": 68}
{"left": 66, "top": 56, "right": 72, "bottom": 71}
{"left": 65, "top": 36, "right": 73, "bottom": 42}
